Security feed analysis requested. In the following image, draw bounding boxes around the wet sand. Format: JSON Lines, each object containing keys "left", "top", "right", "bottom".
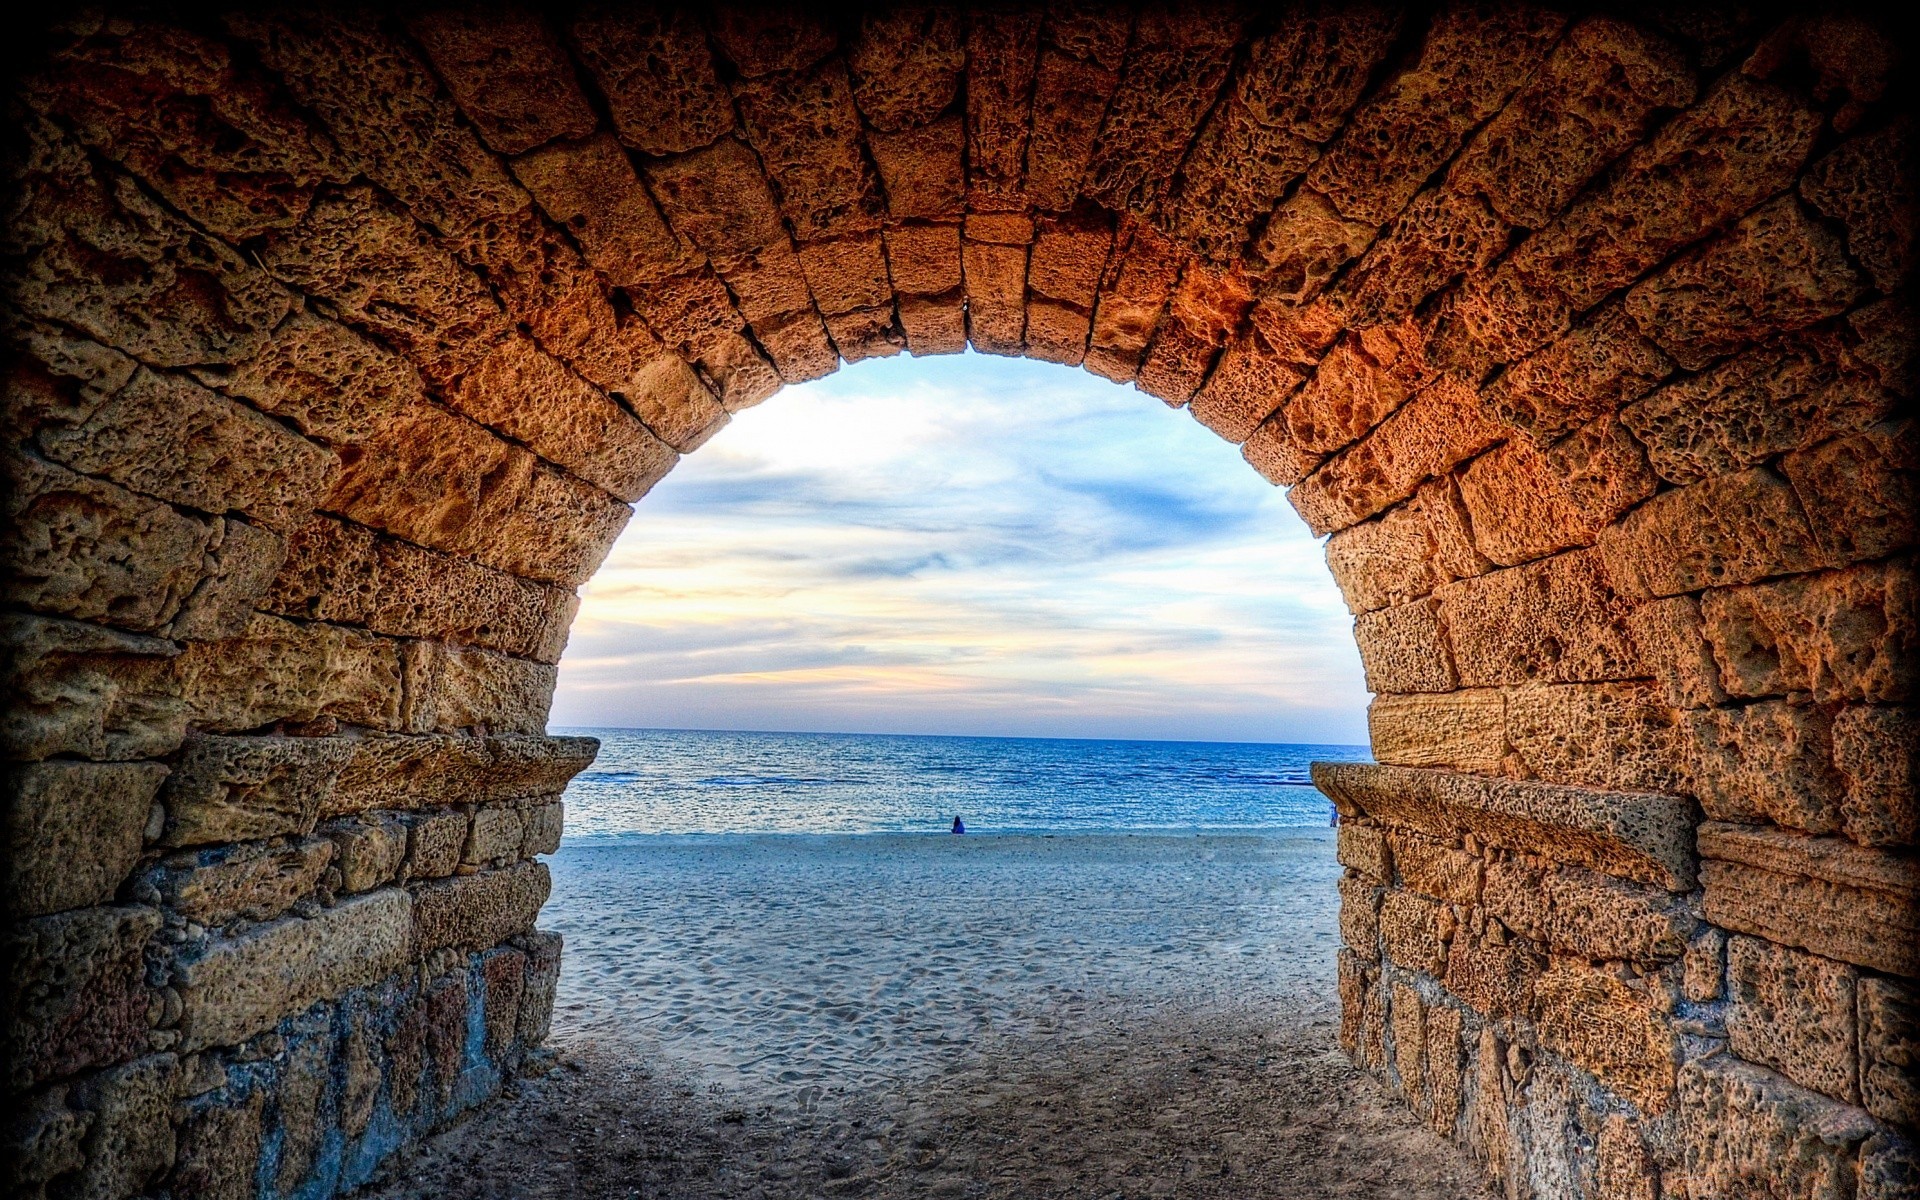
{"left": 359, "top": 831, "right": 1491, "bottom": 1199}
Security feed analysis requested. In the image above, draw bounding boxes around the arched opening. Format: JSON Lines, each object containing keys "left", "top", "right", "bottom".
{"left": 3, "top": 6, "right": 1912, "bottom": 1200}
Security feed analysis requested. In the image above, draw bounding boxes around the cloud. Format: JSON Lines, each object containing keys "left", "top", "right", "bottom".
{"left": 552, "top": 352, "right": 1370, "bottom": 745}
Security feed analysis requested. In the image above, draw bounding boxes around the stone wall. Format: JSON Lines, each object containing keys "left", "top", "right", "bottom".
{"left": 1, "top": 6, "right": 1912, "bottom": 1199}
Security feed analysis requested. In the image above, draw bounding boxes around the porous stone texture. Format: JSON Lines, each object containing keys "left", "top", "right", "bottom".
{"left": 3, "top": 6, "right": 1913, "bottom": 1197}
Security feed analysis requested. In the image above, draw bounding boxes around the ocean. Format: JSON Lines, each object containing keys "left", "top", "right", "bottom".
{"left": 553, "top": 727, "right": 1370, "bottom": 838}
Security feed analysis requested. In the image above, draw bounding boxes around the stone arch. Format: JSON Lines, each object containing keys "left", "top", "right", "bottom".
{"left": 3, "top": 6, "right": 1913, "bottom": 1198}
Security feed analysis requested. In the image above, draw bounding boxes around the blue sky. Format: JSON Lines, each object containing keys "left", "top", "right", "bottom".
{"left": 550, "top": 351, "right": 1369, "bottom": 744}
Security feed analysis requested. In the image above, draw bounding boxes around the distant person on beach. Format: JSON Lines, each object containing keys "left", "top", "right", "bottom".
{"left": 951, "top": 815, "right": 966, "bottom": 834}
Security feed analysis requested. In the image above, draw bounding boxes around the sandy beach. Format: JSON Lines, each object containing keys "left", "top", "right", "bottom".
{"left": 361, "top": 830, "right": 1490, "bottom": 1198}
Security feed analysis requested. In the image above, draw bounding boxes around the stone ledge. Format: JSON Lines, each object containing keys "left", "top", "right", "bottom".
{"left": 1698, "top": 822, "right": 1919, "bottom": 977}
{"left": 1314, "top": 761, "right": 1695, "bottom": 889}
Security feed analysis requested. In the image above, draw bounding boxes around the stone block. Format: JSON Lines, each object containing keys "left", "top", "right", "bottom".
{"left": 1699, "top": 822, "right": 1919, "bottom": 976}
{"left": 510, "top": 133, "right": 686, "bottom": 287}
{"left": 1597, "top": 1112, "right": 1659, "bottom": 1200}
{"left": 1685, "top": 928, "right": 1727, "bottom": 1003}
{"left": 1315, "top": 762, "right": 1696, "bottom": 890}
{"left": 1369, "top": 690, "right": 1507, "bottom": 773}
{"left": 449, "top": 337, "right": 677, "bottom": 503}
{"left": 68, "top": 1052, "right": 181, "bottom": 1200}
{"left": 1386, "top": 830, "right": 1481, "bottom": 905}
{"left": 1505, "top": 681, "right": 1683, "bottom": 793}
{"left": 1337, "top": 872, "right": 1381, "bottom": 957}
{"left": 1248, "top": 188, "right": 1377, "bottom": 307}
{"left": 324, "top": 815, "right": 407, "bottom": 894}
{"left": 1239, "top": 412, "right": 1323, "bottom": 486}
{"left": 733, "top": 58, "right": 881, "bottom": 240}
{"left": 517, "top": 928, "right": 563, "bottom": 1050}
{"left": 1445, "top": 931, "right": 1542, "bottom": 1021}
{"left": 884, "top": 223, "right": 962, "bottom": 296}
{"left": 1324, "top": 501, "right": 1433, "bottom": 616}
{"left": 176, "top": 613, "right": 403, "bottom": 734}
{"left": 566, "top": 9, "right": 731, "bottom": 156}
{"left": 3, "top": 904, "right": 160, "bottom": 1090}
{"left": 3, "top": 760, "right": 166, "bottom": 918}
{"left": 1458, "top": 439, "right": 1606, "bottom": 567}
{"left": 1702, "top": 562, "right": 1916, "bottom": 704}
{"left": 480, "top": 946, "right": 527, "bottom": 1063}
{"left": 1331, "top": 185, "right": 1506, "bottom": 328}
{"left": 1621, "top": 331, "right": 1893, "bottom": 487}
{"left": 1088, "top": 220, "right": 1182, "bottom": 362}
{"left": 1541, "top": 865, "right": 1694, "bottom": 965}
{"left": 1686, "top": 702, "right": 1846, "bottom": 835}
{"left": 1286, "top": 323, "right": 1427, "bottom": 456}
{"left": 1627, "top": 594, "right": 1729, "bottom": 709}
{"left": 3, "top": 1084, "right": 90, "bottom": 1195}
{"left": 710, "top": 239, "right": 813, "bottom": 325}
{"left": 844, "top": 7, "right": 961, "bottom": 131}
{"left": 1602, "top": 467, "right": 1830, "bottom": 600}
{"left": 1544, "top": 416, "right": 1660, "bottom": 533}
{"left": 644, "top": 137, "right": 789, "bottom": 257}
{"left": 1338, "top": 948, "right": 1372, "bottom": 1058}
{"left": 169, "top": 518, "right": 289, "bottom": 644}
{"left": 1800, "top": 117, "right": 1916, "bottom": 293}
{"left": 1479, "top": 306, "right": 1673, "bottom": 446}
{"left": 1023, "top": 50, "right": 1114, "bottom": 212}
{"left": 1624, "top": 196, "right": 1865, "bottom": 372}
{"left": 171, "top": 1086, "right": 265, "bottom": 1200}
{"left": 697, "top": 332, "right": 783, "bottom": 412}
{"left": 1353, "top": 599, "right": 1455, "bottom": 694}
{"left": 401, "top": 641, "right": 556, "bottom": 737}
{"left": 1858, "top": 1130, "right": 1920, "bottom": 1200}
{"left": 203, "top": 308, "right": 414, "bottom": 444}
{"left": 1674, "top": 1056, "right": 1877, "bottom": 1200}
{"left": 411, "top": 860, "right": 550, "bottom": 956}
{"left": 1079, "top": 7, "right": 1243, "bottom": 212}
{"left": 1136, "top": 319, "right": 1216, "bottom": 406}
{"left": 1391, "top": 980, "right": 1426, "bottom": 1106}
{"left": 796, "top": 234, "right": 892, "bottom": 316}
{"left": 868, "top": 116, "right": 965, "bottom": 222}
{"left": 1859, "top": 976, "right": 1918, "bottom": 1127}
{"left": 1187, "top": 330, "right": 1304, "bottom": 444}
{"left": 1834, "top": 706, "right": 1918, "bottom": 849}
{"left": 897, "top": 291, "right": 968, "bottom": 356}
{"left": 1728, "top": 935, "right": 1860, "bottom": 1104}
{"left": 405, "top": 810, "right": 468, "bottom": 881}
{"left": 1379, "top": 889, "right": 1447, "bottom": 976}
{"left": 464, "top": 806, "right": 527, "bottom": 868}
{"left": 962, "top": 9, "right": 1039, "bottom": 202}
{"left": 1425, "top": 1000, "right": 1464, "bottom": 1137}
{"left": 272, "top": 1034, "right": 330, "bottom": 1192}
{"left": 1, "top": 614, "right": 185, "bottom": 762}
{"left": 151, "top": 837, "right": 333, "bottom": 926}
{"left": 1022, "top": 299, "right": 1091, "bottom": 365}
{"left": 1437, "top": 548, "right": 1641, "bottom": 688}
{"left": 1783, "top": 419, "right": 1918, "bottom": 568}
{"left": 1290, "top": 378, "right": 1505, "bottom": 536}
{"left": 1161, "top": 91, "right": 1316, "bottom": 264}
{"left": 1336, "top": 822, "right": 1391, "bottom": 883}
{"left": 3, "top": 447, "right": 212, "bottom": 633}
{"left": 159, "top": 734, "right": 355, "bottom": 848}
{"left": 175, "top": 888, "right": 409, "bottom": 1052}
{"left": 824, "top": 307, "right": 906, "bottom": 363}
{"left": 520, "top": 801, "right": 564, "bottom": 859}
{"left": 1533, "top": 959, "right": 1678, "bottom": 1113}
{"left": 1305, "top": 4, "right": 1565, "bottom": 224}
{"left": 405, "top": 10, "right": 594, "bottom": 155}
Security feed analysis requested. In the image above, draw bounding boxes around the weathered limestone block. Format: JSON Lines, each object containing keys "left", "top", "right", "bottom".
{"left": 401, "top": 641, "right": 556, "bottom": 738}
{"left": 1080, "top": 7, "right": 1244, "bottom": 213}
{"left": 1290, "top": 378, "right": 1505, "bottom": 536}
{"left": 1305, "top": 4, "right": 1565, "bottom": 225}
{"left": 1858, "top": 1130, "right": 1920, "bottom": 1200}
{"left": 1673, "top": 1056, "right": 1878, "bottom": 1200}
{"left": 1504, "top": 681, "right": 1683, "bottom": 794}
{"left": 1783, "top": 419, "right": 1918, "bottom": 568}
{"left": 1338, "top": 948, "right": 1372, "bottom": 1058}
{"left": 795, "top": 234, "right": 892, "bottom": 317}
{"left": 1088, "top": 219, "right": 1184, "bottom": 371}
{"left": 150, "top": 836, "right": 333, "bottom": 927}
{"left": 1285, "top": 323, "right": 1427, "bottom": 456}
{"left": 843, "top": 7, "right": 961, "bottom": 131}
{"left": 1457, "top": 438, "right": 1605, "bottom": 567}
{"left": 1316, "top": 762, "right": 1696, "bottom": 890}
{"left": 166, "top": 518, "right": 289, "bottom": 645}
{"left": 6, "top": 1085, "right": 93, "bottom": 1199}
{"left": 1447, "top": 16, "right": 1694, "bottom": 230}
{"left": 1484, "top": 854, "right": 1694, "bottom": 965}
{"left": 884, "top": 223, "right": 963, "bottom": 296}
{"left": 1833, "top": 706, "right": 1919, "bottom": 849}
{"left": 1624, "top": 195, "right": 1866, "bottom": 371}
{"left": 962, "top": 238, "right": 1028, "bottom": 355}
{"left": 1533, "top": 958, "right": 1678, "bottom": 1114}
{"left": 1136, "top": 317, "right": 1218, "bottom": 406}
{"left": 1437, "top": 548, "right": 1641, "bottom": 688}
{"left": 516, "top": 928, "right": 564, "bottom": 1050}
{"left": 1391, "top": 980, "right": 1426, "bottom": 1110}
{"left": 1368, "top": 690, "right": 1507, "bottom": 773}
{"left": 1685, "top": 927, "right": 1728, "bottom": 1003}
{"left": 1687, "top": 702, "right": 1846, "bottom": 835}
{"left": 38, "top": 367, "right": 336, "bottom": 533}
{"left": 868, "top": 117, "right": 966, "bottom": 219}
{"left": 411, "top": 860, "right": 551, "bottom": 956}
{"left": 1248, "top": 188, "right": 1377, "bottom": 306}
{"left": 1233, "top": 6, "right": 1398, "bottom": 142}
{"left": 324, "top": 814, "right": 408, "bottom": 894}
{"left": 1386, "top": 830, "right": 1481, "bottom": 906}
{"left": 1600, "top": 467, "right": 1830, "bottom": 600}
{"left": 6, "top": 114, "right": 291, "bottom": 369}
{"left": 1446, "top": 930, "right": 1542, "bottom": 1022}
{"left": 696, "top": 331, "right": 784, "bottom": 412}
{"left": 464, "top": 806, "right": 526, "bottom": 869}
{"left": 1353, "top": 599, "right": 1455, "bottom": 694}
{"left": 1, "top": 614, "right": 185, "bottom": 762}
{"left": 1324, "top": 499, "right": 1433, "bottom": 615}
{"left": 203, "top": 309, "right": 422, "bottom": 447}
{"left": 962, "top": 8, "right": 1040, "bottom": 205}
{"left": 1425, "top": 1000, "right": 1465, "bottom": 1137}
{"left": 456, "top": 342, "right": 676, "bottom": 500}
{"left": 1162, "top": 91, "right": 1316, "bottom": 264}
{"left": 823, "top": 307, "right": 905, "bottom": 362}
{"left": 3, "top": 448, "right": 211, "bottom": 633}
{"left": 1627, "top": 594, "right": 1729, "bottom": 710}
{"left": 1026, "top": 209, "right": 1112, "bottom": 308}
{"left": 1542, "top": 416, "right": 1662, "bottom": 530}
{"left": 175, "top": 613, "right": 404, "bottom": 734}
{"left": 520, "top": 801, "right": 564, "bottom": 859}
{"left": 172, "top": 1085, "right": 267, "bottom": 1198}
{"left": 1479, "top": 305, "right": 1674, "bottom": 446}
{"left": 1187, "top": 329, "right": 1304, "bottom": 443}
{"left": 1239, "top": 411, "right": 1324, "bottom": 486}
{"left": 2, "top": 760, "right": 165, "bottom": 918}
{"left": 258, "top": 186, "right": 508, "bottom": 389}
{"left": 1337, "top": 872, "right": 1381, "bottom": 958}
{"left": 1330, "top": 185, "right": 1507, "bottom": 328}
{"left": 645, "top": 136, "right": 789, "bottom": 260}
{"left": 1337, "top": 821, "right": 1391, "bottom": 883}
{"left": 733, "top": 58, "right": 882, "bottom": 240}
{"left": 510, "top": 133, "right": 686, "bottom": 287}
{"left": 1728, "top": 935, "right": 1861, "bottom": 1104}
{"left": 1859, "top": 976, "right": 1919, "bottom": 1127}
{"left": 325, "top": 733, "right": 596, "bottom": 815}
{"left": 159, "top": 734, "right": 355, "bottom": 848}
{"left": 407, "top": 10, "right": 596, "bottom": 156}
{"left": 405, "top": 810, "right": 469, "bottom": 881}
{"left": 67, "top": 1052, "right": 182, "bottom": 1200}
{"left": 706, "top": 9, "right": 834, "bottom": 77}
{"left": 565, "top": 8, "right": 731, "bottom": 155}
{"left": 1024, "top": 49, "right": 1117, "bottom": 213}
{"left": 1378, "top": 889, "right": 1447, "bottom": 976}
{"left": 1702, "top": 562, "right": 1917, "bottom": 704}
{"left": 897, "top": 291, "right": 968, "bottom": 356}
{"left": 1800, "top": 116, "right": 1916, "bottom": 294}
{"left": 1023, "top": 299, "right": 1091, "bottom": 365}
{"left": 1699, "top": 822, "right": 1919, "bottom": 977}
{"left": 175, "top": 888, "right": 410, "bottom": 1052}
{"left": 3, "top": 903, "right": 160, "bottom": 1089}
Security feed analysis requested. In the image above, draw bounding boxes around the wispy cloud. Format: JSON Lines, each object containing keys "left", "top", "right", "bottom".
{"left": 551, "top": 352, "right": 1370, "bottom": 744}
